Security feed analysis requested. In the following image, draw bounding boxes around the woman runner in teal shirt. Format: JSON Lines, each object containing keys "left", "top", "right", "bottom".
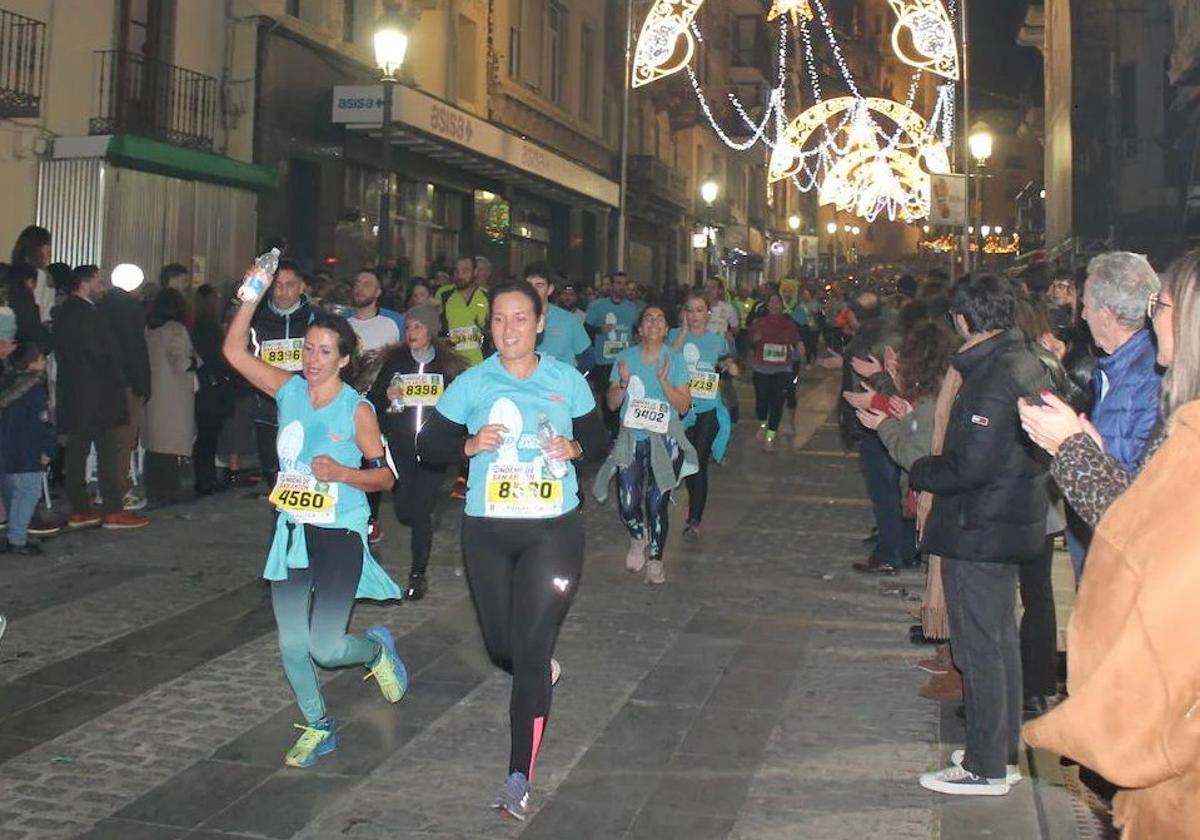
{"left": 224, "top": 268, "right": 407, "bottom": 770}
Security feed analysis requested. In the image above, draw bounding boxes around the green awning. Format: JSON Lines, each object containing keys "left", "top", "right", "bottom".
{"left": 105, "top": 135, "right": 278, "bottom": 191}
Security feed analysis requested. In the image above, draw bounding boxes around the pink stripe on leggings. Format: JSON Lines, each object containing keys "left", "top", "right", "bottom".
{"left": 528, "top": 716, "right": 546, "bottom": 782}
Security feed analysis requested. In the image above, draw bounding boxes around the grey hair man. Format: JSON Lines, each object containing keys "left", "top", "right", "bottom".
{"left": 1072, "top": 252, "right": 1164, "bottom": 576}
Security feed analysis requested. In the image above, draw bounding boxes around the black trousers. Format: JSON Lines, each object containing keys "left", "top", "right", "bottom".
{"left": 193, "top": 409, "right": 229, "bottom": 491}
{"left": 593, "top": 363, "right": 618, "bottom": 435}
{"left": 684, "top": 409, "right": 719, "bottom": 524}
{"left": 944, "top": 557, "right": 1022, "bottom": 780}
{"left": 1019, "top": 536, "right": 1058, "bottom": 699}
{"left": 390, "top": 457, "right": 445, "bottom": 577}
{"left": 254, "top": 421, "right": 279, "bottom": 486}
{"left": 462, "top": 510, "right": 584, "bottom": 779}
{"left": 753, "top": 370, "right": 792, "bottom": 431}
{"left": 64, "top": 427, "right": 122, "bottom": 514}
{"left": 144, "top": 451, "right": 182, "bottom": 505}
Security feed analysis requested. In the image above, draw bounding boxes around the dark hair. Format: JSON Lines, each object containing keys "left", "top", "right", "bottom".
{"left": 522, "top": 261, "right": 558, "bottom": 285}
{"left": 159, "top": 263, "right": 188, "bottom": 286}
{"left": 307, "top": 312, "right": 360, "bottom": 383}
{"left": 147, "top": 287, "right": 188, "bottom": 328}
{"left": 194, "top": 284, "right": 222, "bottom": 325}
{"left": 356, "top": 267, "right": 382, "bottom": 283}
{"left": 951, "top": 273, "right": 1016, "bottom": 333}
{"left": 633, "top": 303, "right": 667, "bottom": 342}
{"left": 488, "top": 279, "right": 543, "bottom": 319}
{"left": 406, "top": 279, "right": 432, "bottom": 307}
{"left": 10, "top": 225, "right": 50, "bottom": 267}
{"left": 262, "top": 234, "right": 288, "bottom": 254}
{"left": 5, "top": 263, "right": 37, "bottom": 291}
{"left": 455, "top": 255, "right": 477, "bottom": 269}
{"left": 1014, "top": 292, "right": 1055, "bottom": 342}
{"left": 275, "top": 258, "right": 302, "bottom": 278}
{"left": 897, "top": 320, "right": 960, "bottom": 401}
{"left": 898, "top": 299, "right": 930, "bottom": 333}
{"left": 61, "top": 264, "right": 98, "bottom": 295}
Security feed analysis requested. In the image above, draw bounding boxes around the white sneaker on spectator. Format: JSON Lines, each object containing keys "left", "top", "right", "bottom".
{"left": 920, "top": 764, "right": 1010, "bottom": 796}
{"left": 123, "top": 490, "right": 147, "bottom": 511}
{"left": 950, "top": 749, "right": 1022, "bottom": 785}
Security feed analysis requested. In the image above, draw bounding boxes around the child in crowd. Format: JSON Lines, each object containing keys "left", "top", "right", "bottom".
{"left": 0, "top": 344, "right": 57, "bottom": 555}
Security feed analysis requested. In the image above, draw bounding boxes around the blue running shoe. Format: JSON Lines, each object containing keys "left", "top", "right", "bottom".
{"left": 364, "top": 625, "right": 409, "bottom": 703}
{"left": 492, "top": 771, "right": 530, "bottom": 821}
{"left": 284, "top": 719, "right": 336, "bottom": 768}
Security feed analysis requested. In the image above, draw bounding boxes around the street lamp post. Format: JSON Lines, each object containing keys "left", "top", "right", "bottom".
{"left": 374, "top": 10, "right": 409, "bottom": 267}
{"left": 969, "top": 123, "right": 993, "bottom": 272}
{"left": 701, "top": 180, "right": 719, "bottom": 287}
{"left": 826, "top": 220, "right": 838, "bottom": 276}
{"left": 787, "top": 214, "right": 801, "bottom": 276}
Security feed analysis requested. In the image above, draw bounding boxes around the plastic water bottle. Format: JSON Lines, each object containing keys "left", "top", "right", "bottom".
{"left": 537, "top": 414, "right": 569, "bottom": 479}
{"left": 387, "top": 372, "right": 405, "bottom": 413}
{"left": 237, "top": 247, "right": 281, "bottom": 303}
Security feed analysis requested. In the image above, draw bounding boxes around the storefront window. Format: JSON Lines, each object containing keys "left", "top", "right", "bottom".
{"left": 472, "top": 189, "right": 510, "bottom": 274}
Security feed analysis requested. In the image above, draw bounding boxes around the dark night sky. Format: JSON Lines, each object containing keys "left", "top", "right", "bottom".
{"left": 969, "top": 0, "right": 1043, "bottom": 107}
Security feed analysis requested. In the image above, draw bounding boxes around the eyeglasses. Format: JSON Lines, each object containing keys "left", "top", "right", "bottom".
{"left": 1147, "top": 292, "right": 1173, "bottom": 320}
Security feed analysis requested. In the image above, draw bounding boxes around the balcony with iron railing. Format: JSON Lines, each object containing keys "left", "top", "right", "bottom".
{"left": 0, "top": 7, "right": 46, "bottom": 118}
{"left": 90, "top": 50, "right": 217, "bottom": 150}
{"left": 628, "top": 154, "right": 689, "bottom": 210}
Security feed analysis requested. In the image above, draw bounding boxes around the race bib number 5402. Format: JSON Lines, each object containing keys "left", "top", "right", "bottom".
{"left": 623, "top": 397, "right": 671, "bottom": 434}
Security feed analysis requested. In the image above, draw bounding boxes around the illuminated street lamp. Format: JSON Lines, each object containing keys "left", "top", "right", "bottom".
{"left": 787, "top": 215, "right": 801, "bottom": 275}
{"left": 700, "top": 180, "right": 719, "bottom": 286}
{"left": 826, "top": 220, "right": 839, "bottom": 275}
{"left": 374, "top": 9, "right": 409, "bottom": 266}
{"left": 969, "top": 122, "right": 993, "bottom": 271}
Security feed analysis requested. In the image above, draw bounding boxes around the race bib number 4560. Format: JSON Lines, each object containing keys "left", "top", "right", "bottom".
{"left": 269, "top": 472, "right": 338, "bottom": 524}
{"left": 623, "top": 397, "right": 671, "bottom": 434}
{"left": 261, "top": 338, "right": 304, "bottom": 371}
{"left": 484, "top": 462, "right": 563, "bottom": 518}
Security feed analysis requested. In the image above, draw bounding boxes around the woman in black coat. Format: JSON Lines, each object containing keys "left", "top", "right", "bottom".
{"left": 191, "top": 285, "right": 235, "bottom": 495}
{"left": 366, "top": 304, "right": 467, "bottom": 600}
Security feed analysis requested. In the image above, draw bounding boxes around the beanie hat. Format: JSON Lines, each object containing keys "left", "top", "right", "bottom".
{"left": 405, "top": 303, "right": 441, "bottom": 336}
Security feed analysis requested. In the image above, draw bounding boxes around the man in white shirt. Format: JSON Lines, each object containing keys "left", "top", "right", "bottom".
{"left": 350, "top": 268, "right": 401, "bottom": 352}
{"left": 705, "top": 277, "right": 739, "bottom": 341}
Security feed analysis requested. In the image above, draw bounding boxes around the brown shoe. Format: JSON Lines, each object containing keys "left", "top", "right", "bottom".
{"left": 917, "top": 644, "right": 953, "bottom": 675}
{"left": 101, "top": 512, "right": 149, "bottom": 530}
{"left": 851, "top": 556, "right": 899, "bottom": 575}
{"left": 67, "top": 512, "right": 104, "bottom": 529}
{"left": 918, "top": 669, "right": 963, "bottom": 701}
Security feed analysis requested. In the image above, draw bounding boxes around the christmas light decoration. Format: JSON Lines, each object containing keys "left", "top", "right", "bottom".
{"left": 887, "top": 0, "right": 959, "bottom": 81}
{"left": 631, "top": 0, "right": 706, "bottom": 88}
{"left": 768, "top": 0, "right": 813, "bottom": 27}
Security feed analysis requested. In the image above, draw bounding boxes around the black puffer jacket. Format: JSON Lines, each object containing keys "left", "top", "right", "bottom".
{"left": 909, "top": 329, "right": 1054, "bottom": 564}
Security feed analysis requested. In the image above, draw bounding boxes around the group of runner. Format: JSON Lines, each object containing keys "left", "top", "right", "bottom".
{"left": 224, "top": 260, "right": 816, "bottom": 819}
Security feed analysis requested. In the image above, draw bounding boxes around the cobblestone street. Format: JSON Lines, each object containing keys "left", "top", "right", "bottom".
{"left": 0, "top": 372, "right": 1094, "bottom": 840}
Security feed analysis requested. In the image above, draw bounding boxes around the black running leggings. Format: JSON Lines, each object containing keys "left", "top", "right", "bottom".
{"left": 685, "top": 409, "right": 719, "bottom": 524}
{"left": 390, "top": 457, "right": 445, "bottom": 578}
{"left": 753, "top": 370, "right": 793, "bottom": 431}
{"left": 462, "top": 510, "right": 584, "bottom": 780}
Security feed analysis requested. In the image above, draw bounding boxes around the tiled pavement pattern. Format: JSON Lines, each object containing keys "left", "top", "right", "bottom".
{"left": 0, "top": 371, "right": 1086, "bottom": 839}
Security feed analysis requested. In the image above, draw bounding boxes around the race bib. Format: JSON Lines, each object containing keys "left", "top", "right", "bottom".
{"left": 484, "top": 462, "right": 563, "bottom": 518}
{"left": 261, "top": 338, "right": 304, "bottom": 371}
{"left": 602, "top": 338, "right": 627, "bottom": 360}
{"left": 398, "top": 373, "right": 443, "bottom": 407}
{"left": 449, "top": 326, "right": 481, "bottom": 351}
{"left": 689, "top": 370, "right": 720, "bottom": 400}
{"left": 763, "top": 343, "right": 789, "bottom": 363}
{"left": 268, "top": 471, "right": 338, "bottom": 524}
{"left": 623, "top": 397, "right": 670, "bottom": 434}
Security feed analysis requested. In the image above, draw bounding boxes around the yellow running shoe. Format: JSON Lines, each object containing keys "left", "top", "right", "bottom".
{"left": 363, "top": 625, "right": 409, "bottom": 703}
{"left": 284, "top": 720, "right": 336, "bottom": 768}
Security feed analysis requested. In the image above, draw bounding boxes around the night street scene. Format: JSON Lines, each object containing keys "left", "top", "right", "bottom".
{"left": 0, "top": 0, "right": 1197, "bottom": 838}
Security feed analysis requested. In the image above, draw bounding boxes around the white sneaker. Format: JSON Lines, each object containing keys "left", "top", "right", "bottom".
{"left": 625, "top": 537, "right": 648, "bottom": 573}
{"left": 644, "top": 559, "right": 665, "bottom": 585}
{"left": 920, "top": 764, "right": 1010, "bottom": 796}
{"left": 951, "top": 749, "right": 1022, "bottom": 785}
{"left": 550, "top": 658, "right": 562, "bottom": 686}
{"left": 123, "top": 490, "right": 147, "bottom": 511}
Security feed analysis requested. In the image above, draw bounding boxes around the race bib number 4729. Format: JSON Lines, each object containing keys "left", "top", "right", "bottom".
{"left": 623, "top": 397, "right": 671, "bottom": 434}
{"left": 261, "top": 338, "right": 304, "bottom": 371}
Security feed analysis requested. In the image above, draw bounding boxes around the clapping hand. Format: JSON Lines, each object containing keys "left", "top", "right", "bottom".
{"left": 841, "top": 383, "right": 877, "bottom": 411}
{"left": 817, "top": 349, "right": 844, "bottom": 370}
{"left": 851, "top": 354, "right": 883, "bottom": 378}
{"left": 888, "top": 395, "right": 913, "bottom": 418}
{"left": 856, "top": 407, "right": 889, "bottom": 430}
{"left": 1018, "top": 391, "right": 1096, "bottom": 455}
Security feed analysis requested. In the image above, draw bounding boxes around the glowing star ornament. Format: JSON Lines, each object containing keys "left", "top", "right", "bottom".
{"left": 768, "top": 0, "right": 813, "bottom": 26}
{"left": 887, "top": 0, "right": 959, "bottom": 81}
{"left": 631, "top": 0, "right": 706, "bottom": 88}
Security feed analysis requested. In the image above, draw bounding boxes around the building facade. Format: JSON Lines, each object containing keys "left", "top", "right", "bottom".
{"left": 0, "top": 0, "right": 270, "bottom": 286}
